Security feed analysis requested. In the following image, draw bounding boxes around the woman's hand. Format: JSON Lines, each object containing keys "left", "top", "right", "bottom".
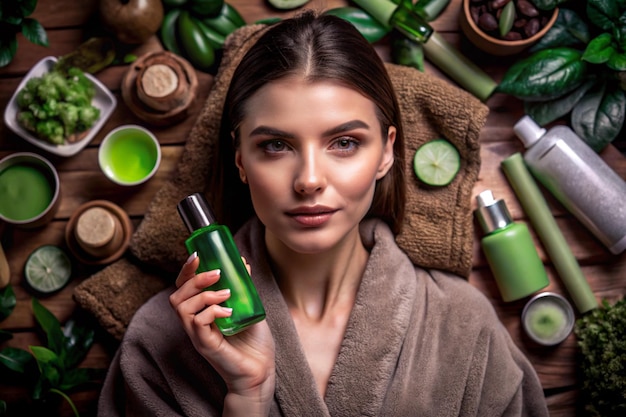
{"left": 169, "top": 253, "right": 275, "bottom": 415}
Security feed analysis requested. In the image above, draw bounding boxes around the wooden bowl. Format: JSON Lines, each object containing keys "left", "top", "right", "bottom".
{"left": 460, "top": 0, "right": 558, "bottom": 56}
{"left": 121, "top": 51, "right": 198, "bottom": 126}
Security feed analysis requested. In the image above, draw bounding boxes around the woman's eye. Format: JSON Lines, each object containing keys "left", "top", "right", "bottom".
{"left": 332, "top": 137, "right": 359, "bottom": 152}
{"left": 261, "top": 140, "right": 288, "bottom": 153}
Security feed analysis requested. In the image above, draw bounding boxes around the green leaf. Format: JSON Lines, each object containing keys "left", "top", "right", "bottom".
{"left": 607, "top": 50, "right": 626, "bottom": 69}
{"left": 0, "top": 285, "right": 16, "bottom": 321}
{"left": 571, "top": 80, "right": 626, "bottom": 151}
{"left": 587, "top": 0, "right": 620, "bottom": 31}
{"left": 30, "top": 345, "right": 62, "bottom": 387}
{"left": 583, "top": 33, "right": 616, "bottom": 63}
{"left": 496, "top": 48, "right": 587, "bottom": 101}
{"left": 0, "top": 35, "right": 17, "bottom": 68}
{"left": 525, "top": 78, "right": 597, "bottom": 125}
{"left": 499, "top": 1, "right": 515, "bottom": 37}
{"left": 60, "top": 367, "right": 105, "bottom": 391}
{"left": 0, "top": 346, "right": 34, "bottom": 373}
{"left": 32, "top": 299, "right": 66, "bottom": 361}
{"left": 19, "top": 0, "right": 38, "bottom": 18}
{"left": 391, "top": 35, "right": 424, "bottom": 72}
{"left": 530, "top": 8, "right": 591, "bottom": 52}
{"left": 62, "top": 317, "right": 95, "bottom": 369}
{"left": 21, "top": 17, "right": 48, "bottom": 47}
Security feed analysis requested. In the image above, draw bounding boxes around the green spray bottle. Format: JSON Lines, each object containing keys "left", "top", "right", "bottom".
{"left": 177, "top": 193, "right": 266, "bottom": 335}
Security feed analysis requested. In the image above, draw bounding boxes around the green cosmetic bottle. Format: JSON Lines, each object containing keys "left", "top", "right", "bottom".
{"left": 177, "top": 193, "right": 265, "bottom": 336}
{"left": 474, "top": 190, "right": 549, "bottom": 302}
{"left": 352, "top": 0, "right": 497, "bottom": 101}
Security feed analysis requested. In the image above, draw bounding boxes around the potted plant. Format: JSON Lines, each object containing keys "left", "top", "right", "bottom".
{"left": 0, "top": 0, "right": 48, "bottom": 68}
{"left": 496, "top": 0, "right": 626, "bottom": 152}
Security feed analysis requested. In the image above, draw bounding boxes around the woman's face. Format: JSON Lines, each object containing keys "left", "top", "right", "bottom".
{"left": 235, "top": 77, "right": 395, "bottom": 255}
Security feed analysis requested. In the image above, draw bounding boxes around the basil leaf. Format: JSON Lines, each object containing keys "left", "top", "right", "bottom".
{"left": 0, "top": 35, "right": 17, "bottom": 68}
{"left": 530, "top": 8, "right": 591, "bottom": 52}
{"left": 0, "top": 285, "right": 16, "bottom": 321}
{"left": 62, "top": 317, "right": 95, "bottom": 369}
{"left": 587, "top": 0, "right": 620, "bottom": 31}
{"left": 497, "top": 48, "right": 587, "bottom": 100}
{"left": 607, "top": 49, "right": 626, "bottom": 69}
{"left": 32, "top": 298, "right": 66, "bottom": 361}
{"left": 571, "top": 80, "right": 626, "bottom": 151}
{"left": 0, "top": 329, "right": 13, "bottom": 343}
{"left": 0, "top": 346, "right": 33, "bottom": 373}
{"left": 525, "top": 78, "right": 597, "bottom": 125}
{"left": 583, "top": 33, "right": 616, "bottom": 63}
{"left": 20, "top": 17, "right": 48, "bottom": 47}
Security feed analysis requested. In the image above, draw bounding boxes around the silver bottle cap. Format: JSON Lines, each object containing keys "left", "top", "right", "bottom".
{"left": 514, "top": 115, "right": 546, "bottom": 148}
{"left": 474, "top": 190, "right": 513, "bottom": 234}
{"left": 177, "top": 193, "right": 216, "bottom": 233}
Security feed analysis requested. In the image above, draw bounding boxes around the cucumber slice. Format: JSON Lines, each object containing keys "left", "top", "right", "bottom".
{"left": 267, "top": 0, "right": 310, "bottom": 10}
{"left": 412, "top": 139, "right": 460, "bottom": 186}
{"left": 24, "top": 245, "right": 72, "bottom": 294}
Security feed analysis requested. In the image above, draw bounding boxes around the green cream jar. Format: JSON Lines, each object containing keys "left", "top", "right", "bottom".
{"left": 0, "top": 152, "right": 60, "bottom": 228}
{"left": 522, "top": 292, "right": 575, "bottom": 346}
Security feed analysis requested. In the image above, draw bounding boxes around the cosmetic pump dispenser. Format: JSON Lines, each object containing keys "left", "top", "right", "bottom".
{"left": 514, "top": 115, "right": 626, "bottom": 255}
{"left": 177, "top": 193, "right": 265, "bottom": 336}
{"left": 474, "top": 190, "right": 549, "bottom": 302}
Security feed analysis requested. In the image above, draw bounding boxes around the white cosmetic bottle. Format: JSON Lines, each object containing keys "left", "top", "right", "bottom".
{"left": 513, "top": 115, "right": 626, "bottom": 254}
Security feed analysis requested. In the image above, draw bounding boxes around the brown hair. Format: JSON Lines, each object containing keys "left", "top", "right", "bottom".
{"left": 215, "top": 11, "right": 406, "bottom": 234}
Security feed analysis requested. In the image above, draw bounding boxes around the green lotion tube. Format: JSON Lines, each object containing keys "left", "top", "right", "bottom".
{"left": 501, "top": 153, "right": 598, "bottom": 313}
{"left": 352, "top": 0, "right": 497, "bottom": 101}
{"left": 474, "top": 190, "right": 549, "bottom": 302}
{"left": 177, "top": 193, "right": 266, "bottom": 336}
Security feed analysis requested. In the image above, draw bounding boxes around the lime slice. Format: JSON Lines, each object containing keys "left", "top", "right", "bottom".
{"left": 24, "top": 245, "right": 72, "bottom": 294}
{"left": 413, "top": 139, "right": 461, "bottom": 186}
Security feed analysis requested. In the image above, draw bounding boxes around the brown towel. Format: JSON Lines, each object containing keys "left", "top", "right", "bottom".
{"left": 74, "top": 24, "right": 488, "bottom": 341}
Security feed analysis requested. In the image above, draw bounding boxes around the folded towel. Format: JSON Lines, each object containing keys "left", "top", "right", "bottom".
{"left": 74, "top": 24, "right": 488, "bottom": 340}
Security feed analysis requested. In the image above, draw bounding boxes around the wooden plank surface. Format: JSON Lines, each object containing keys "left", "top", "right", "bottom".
{"left": 1, "top": 1, "right": 625, "bottom": 416}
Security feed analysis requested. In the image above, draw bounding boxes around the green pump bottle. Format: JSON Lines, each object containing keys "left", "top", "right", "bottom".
{"left": 474, "top": 189, "right": 549, "bottom": 302}
{"left": 177, "top": 193, "right": 266, "bottom": 336}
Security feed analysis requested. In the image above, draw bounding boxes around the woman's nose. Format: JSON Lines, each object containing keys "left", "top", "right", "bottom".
{"left": 294, "top": 148, "right": 326, "bottom": 194}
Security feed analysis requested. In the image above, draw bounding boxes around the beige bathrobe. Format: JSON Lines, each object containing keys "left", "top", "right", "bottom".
{"left": 97, "top": 218, "right": 548, "bottom": 417}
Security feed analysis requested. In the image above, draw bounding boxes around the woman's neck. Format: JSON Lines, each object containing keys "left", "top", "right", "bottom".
{"left": 266, "top": 229, "right": 368, "bottom": 321}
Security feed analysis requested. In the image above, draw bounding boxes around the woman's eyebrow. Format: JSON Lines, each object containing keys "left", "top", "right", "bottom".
{"left": 249, "top": 126, "right": 294, "bottom": 139}
{"left": 322, "top": 120, "right": 370, "bottom": 137}
{"left": 248, "top": 120, "right": 370, "bottom": 139}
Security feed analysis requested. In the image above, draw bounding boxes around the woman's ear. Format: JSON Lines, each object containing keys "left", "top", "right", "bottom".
{"left": 376, "top": 126, "right": 396, "bottom": 180}
{"left": 234, "top": 148, "right": 247, "bottom": 184}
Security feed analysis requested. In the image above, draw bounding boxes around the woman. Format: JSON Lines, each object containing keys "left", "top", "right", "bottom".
{"left": 98, "top": 11, "right": 549, "bottom": 417}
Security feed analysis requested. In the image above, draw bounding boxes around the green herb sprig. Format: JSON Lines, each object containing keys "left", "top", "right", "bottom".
{"left": 0, "top": 298, "right": 105, "bottom": 416}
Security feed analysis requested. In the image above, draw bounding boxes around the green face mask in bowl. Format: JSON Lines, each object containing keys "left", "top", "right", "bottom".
{"left": 98, "top": 124, "right": 161, "bottom": 186}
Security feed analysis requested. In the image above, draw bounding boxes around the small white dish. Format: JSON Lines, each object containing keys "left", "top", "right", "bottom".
{"left": 3, "top": 56, "right": 117, "bottom": 157}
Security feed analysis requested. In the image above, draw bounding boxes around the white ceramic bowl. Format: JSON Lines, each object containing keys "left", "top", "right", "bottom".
{"left": 0, "top": 152, "right": 60, "bottom": 228}
{"left": 98, "top": 124, "right": 161, "bottom": 186}
{"left": 3, "top": 56, "right": 117, "bottom": 157}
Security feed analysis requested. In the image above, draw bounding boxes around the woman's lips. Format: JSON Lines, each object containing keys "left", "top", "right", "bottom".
{"left": 287, "top": 207, "right": 337, "bottom": 227}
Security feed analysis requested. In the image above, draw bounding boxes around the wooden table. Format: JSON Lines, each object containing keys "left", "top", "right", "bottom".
{"left": 1, "top": 1, "right": 625, "bottom": 415}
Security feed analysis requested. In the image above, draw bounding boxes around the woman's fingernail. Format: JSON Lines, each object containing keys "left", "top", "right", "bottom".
{"left": 217, "top": 288, "right": 231, "bottom": 296}
{"left": 185, "top": 252, "right": 198, "bottom": 265}
{"left": 220, "top": 306, "right": 233, "bottom": 315}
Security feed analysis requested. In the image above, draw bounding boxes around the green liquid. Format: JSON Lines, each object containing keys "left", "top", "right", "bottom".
{"left": 105, "top": 131, "right": 157, "bottom": 183}
{"left": 0, "top": 164, "right": 53, "bottom": 220}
